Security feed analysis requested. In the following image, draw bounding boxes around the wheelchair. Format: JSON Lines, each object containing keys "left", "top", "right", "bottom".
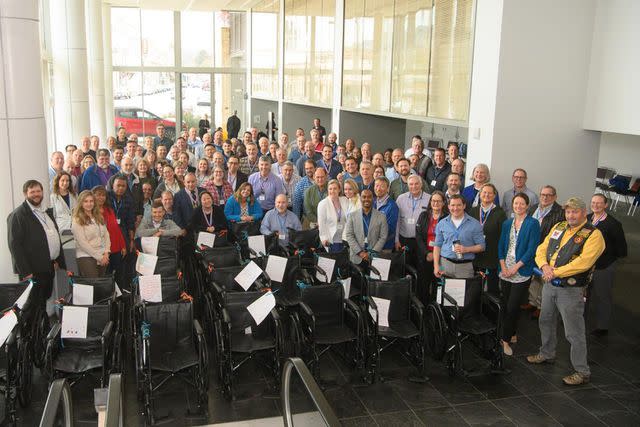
{"left": 44, "top": 304, "right": 120, "bottom": 388}
{"left": 368, "top": 248, "right": 418, "bottom": 285}
{"left": 364, "top": 275, "right": 428, "bottom": 383}
{"left": 215, "top": 290, "right": 284, "bottom": 401}
{"left": 0, "top": 281, "right": 36, "bottom": 423}
{"left": 291, "top": 282, "right": 366, "bottom": 381}
{"left": 426, "top": 275, "right": 505, "bottom": 376}
{"left": 136, "top": 300, "right": 208, "bottom": 423}
{"left": 312, "top": 246, "right": 365, "bottom": 299}
{"left": 286, "top": 227, "right": 323, "bottom": 268}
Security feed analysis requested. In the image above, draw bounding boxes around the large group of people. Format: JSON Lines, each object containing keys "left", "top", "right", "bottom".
{"left": 8, "top": 116, "right": 628, "bottom": 387}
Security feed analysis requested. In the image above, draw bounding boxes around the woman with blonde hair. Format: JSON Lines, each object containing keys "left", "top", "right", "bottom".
{"left": 462, "top": 163, "right": 499, "bottom": 208}
{"left": 81, "top": 155, "right": 95, "bottom": 172}
{"left": 318, "top": 179, "right": 349, "bottom": 252}
{"left": 71, "top": 190, "right": 110, "bottom": 277}
{"left": 343, "top": 178, "right": 361, "bottom": 218}
{"left": 195, "top": 158, "right": 212, "bottom": 187}
{"left": 50, "top": 171, "right": 77, "bottom": 233}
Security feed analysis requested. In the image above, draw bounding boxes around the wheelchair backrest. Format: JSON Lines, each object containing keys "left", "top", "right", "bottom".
{"left": 156, "top": 236, "right": 180, "bottom": 259}
{"left": 372, "top": 251, "right": 406, "bottom": 279}
{"left": 61, "top": 304, "right": 111, "bottom": 348}
{"left": 316, "top": 249, "right": 351, "bottom": 282}
{"left": 444, "top": 276, "right": 483, "bottom": 318}
{"left": 225, "top": 291, "right": 273, "bottom": 338}
{"left": 367, "top": 277, "right": 412, "bottom": 323}
{"left": 211, "top": 264, "right": 263, "bottom": 292}
{"left": 200, "top": 246, "right": 242, "bottom": 269}
{"left": 160, "top": 276, "right": 182, "bottom": 302}
{"left": 229, "top": 221, "right": 261, "bottom": 243}
{"left": 288, "top": 228, "right": 320, "bottom": 251}
{"left": 0, "top": 282, "right": 30, "bottom": 311}
{"left": 153, "top": 255, "right": 179, "bottom": 277}
{"left": 144, "top": 300, "right": 193, "bottom": 352}
{"left": 70, "top": 275, "right": 115, "bottom": 304}
{"left": 300, "top": 284, "right": 344, "bottom": 327}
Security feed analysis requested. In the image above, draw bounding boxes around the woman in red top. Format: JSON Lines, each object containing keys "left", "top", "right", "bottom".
{"left": 416, "top": 191, "right": 448, "bottom": 305}
{"left": 91, "top": 186, "right": 126, "bottom": 274}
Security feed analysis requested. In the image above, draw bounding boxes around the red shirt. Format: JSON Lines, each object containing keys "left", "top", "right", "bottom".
{"left": 427, "top": 215, "right": 438, "bottom": 252}
{"left": 102, "top": 206, "right": 126, "bottom": 253}
{"left": 314, "top": 141, "right": 324, "bottom": 153}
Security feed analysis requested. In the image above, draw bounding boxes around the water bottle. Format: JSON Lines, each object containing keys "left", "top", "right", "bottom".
{"left": 452, "top": 240, "right": 463, "bottom": 260}
{"left": 533, "top": 267, "right": 562, "bottom": 287}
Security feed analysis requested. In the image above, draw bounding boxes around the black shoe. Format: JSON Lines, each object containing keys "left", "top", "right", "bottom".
{"left": 590, "top": 329, "right": 608, "bottom": 337}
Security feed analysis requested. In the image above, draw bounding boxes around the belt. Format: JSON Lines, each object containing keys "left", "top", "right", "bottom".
{"left": 443, "top": 257, "right": 472, "bottom": 264}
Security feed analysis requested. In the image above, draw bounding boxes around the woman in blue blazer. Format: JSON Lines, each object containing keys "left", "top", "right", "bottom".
{"left": 224, "top": 182, "right": 264, "bottom": 223}
{"left": 498, "top": 192, "right": 540, "bottom": 356}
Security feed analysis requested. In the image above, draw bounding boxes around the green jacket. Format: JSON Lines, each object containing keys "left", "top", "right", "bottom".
{"left": 303, "top": 184, "right": 327, "bottom": 223}
{"left": 389, "top": 176, "right": 432, "bottom": 200}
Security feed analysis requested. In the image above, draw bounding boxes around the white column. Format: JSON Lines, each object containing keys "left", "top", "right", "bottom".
{"left": 50, "top": 0, "right": 90, "bottom": 150}
{"left": 86, "top": 0, "right": 106, "bottom": 140}
{"left": 102, "top": 2, "right": 114, "bottom": 138}
{"left": 0, "top": 0, "right": 49, "bottom": 281}
{"left": 331, "top": 0, "right": 344, "bottom": 138}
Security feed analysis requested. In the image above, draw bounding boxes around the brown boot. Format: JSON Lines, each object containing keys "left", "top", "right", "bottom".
{"left": 563, "top": 372, "right": 590, "bottom": 386}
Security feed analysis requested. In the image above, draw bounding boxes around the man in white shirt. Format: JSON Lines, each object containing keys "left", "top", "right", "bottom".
{"left": 395, "top": 175, "right": 431, "bottom": 268}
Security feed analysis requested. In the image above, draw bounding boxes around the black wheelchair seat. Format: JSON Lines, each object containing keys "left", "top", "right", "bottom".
{"left": 379, "top": 320, "right": 419, "bottom": 340}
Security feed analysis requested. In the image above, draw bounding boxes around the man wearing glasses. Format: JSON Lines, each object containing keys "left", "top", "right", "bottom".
{"left": 225, "top": 155, "right": 247, "bottom": 192}
{"left": 501, "top": 168, "right": 539, "bottom": 216}
{"left": 523, "top": 185, "right": 565, "bottom": 317}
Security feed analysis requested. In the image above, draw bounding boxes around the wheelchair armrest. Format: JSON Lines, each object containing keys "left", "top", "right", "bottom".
{"left": 102, "top": 321, "right": 114, "bottom": 341}
{"left": 482, "top": 292, "right": 501, "bottom": 309}
{"left": 193, "top": 319, "right": 204, "bottom": 336}
{"left": 312, "top": 265, "right": 329, "bottom": 283}
{"left": 298, "top": 302, "right": 316, "bottom": 332}
{"left": 221, "top": 308, "right": 231, "bottom": 327}
{"left": 212, "top": 282, "right": 224, "bottom": 295}
{"left": 270, "top": 308, "right": 281, "bottom": 322}
{"left": 47, "top": 321, "right": 62, "bottom": 342}
{"left": 405, "top": 264, "right": 418, "bottom": 279}
{"left": 369, "top": 265, "right": 381, "bottom": 278}
{"left": 442, "top": 292, "right": 459, "bottom": 308}
{"left": 5, "top": 330, "right": 16, "bottom": 347}
{"left": 411, "top": 295, "right": 425, "bottom": 312}
{"left": 344, "top": 299, "right": 361, "bottom": 317}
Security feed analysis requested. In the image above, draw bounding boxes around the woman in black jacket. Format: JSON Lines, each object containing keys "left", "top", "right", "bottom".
{"left": 415, "top": 191, "right": 448, "bottom": 305}
{"left": 189, "top": 191, "right": 228, "bottom": 235}
{"left": 469, "top": 183, "right": 507, "bottom": 296}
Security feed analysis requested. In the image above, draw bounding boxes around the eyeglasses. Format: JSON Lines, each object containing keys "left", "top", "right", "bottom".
{"left": 540, "top": 193, "right": 555, "bottom": 197}
{"left": 513, "top": 175, "right": 526, "bottom": 179}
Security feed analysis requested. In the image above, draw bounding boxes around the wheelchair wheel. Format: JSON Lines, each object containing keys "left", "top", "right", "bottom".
{"left": 425, "top": 303, "right": 446, "bottom": 360}
{"left": 16, "top": 339, "right": 32, "bottom": 407}
{"left": 32, "top": 308, "right": 49, "bottom": 369}
{"left": 446, "top": 343, "right": 462, "bottom": 377}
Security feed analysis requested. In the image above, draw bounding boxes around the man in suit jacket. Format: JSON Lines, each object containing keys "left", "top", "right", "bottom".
{"left": 344, "top": 189, "right": 388, "bottom": 265}
{"left": 172, "top": 173, "right": 205, "bottom": 230}
{"left": 225, "top": 155, "right": 247, "bottom": 192}
{"left": 7, "top": 180, "right": 66, "bottom": 306}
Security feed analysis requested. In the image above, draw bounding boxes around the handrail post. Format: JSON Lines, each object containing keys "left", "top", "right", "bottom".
{"left": 39, "top": 379, "right": 74, "bottom": 427}
{"left": 105, "top": 373, "right": 123, "bottom": 427}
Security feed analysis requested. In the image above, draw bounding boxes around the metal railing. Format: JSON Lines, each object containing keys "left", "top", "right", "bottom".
{"left": 281, "top": 357, "right": 340, "bottom": 427}
{"left": 39, "top": 379, "right": 74, "bottom": 427}
{"left": 104, "top": 374, "right": 124, "bottom": 427}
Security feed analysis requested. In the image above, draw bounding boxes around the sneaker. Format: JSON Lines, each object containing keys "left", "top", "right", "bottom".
{"left": 526, "top": 354, "right": 555, "bottom": 364}
{"left": 563, "top": 372, "right": 590, "bottom": 385}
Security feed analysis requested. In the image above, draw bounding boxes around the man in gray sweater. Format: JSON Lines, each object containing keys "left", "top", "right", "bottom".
{"left": 135, "top": 200, "right": 183, "bottom": 238}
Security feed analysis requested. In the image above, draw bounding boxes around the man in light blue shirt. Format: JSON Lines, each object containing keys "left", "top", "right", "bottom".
{"left": 293, "top": 159, "right": 316, "bottom": 218}
{"left": 260, "top": 194, "right": 302, "bottom": 246}
{"left": 186, "top": 127, "right": 203, "bottom": 159}
{"left": 433, "top": 194, "right": 486, "bottom": 279}
{"left": 248, "top": 156, "right": 286, "bottom": 211}
{"left": 395, "top": 175, "right": 431, "bottom": 267}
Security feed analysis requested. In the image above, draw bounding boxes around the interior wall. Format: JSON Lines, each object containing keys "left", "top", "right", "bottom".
{"left": 405, "top": 120, "right": 469, "bottom": 152}
{"left": 598, "top": 132, "right": 640, "bottom": 177}
{"left": 250, "top": 98, "right": 278, "bottom": 132}
{"left": 281, "top": 103, "right": 332, "bottom": 140}
{"left": 339, "top": 110, "right": 406, "bottom": 153}
{"left": 583, "top": 0, "right": 640, "bottom": 135}
{"left": 471, "top": 0, "right": 600, "bottom": 203}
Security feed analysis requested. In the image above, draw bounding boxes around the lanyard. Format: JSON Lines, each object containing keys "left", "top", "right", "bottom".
{"left": 248, "top": 159, "right": 258, "bottom": 174}
{"left": 189, "top": 189, "right": 198, "bottom": 207}
{"left": 362, "top": 212, "right": 371, "bottom": 235}
{"left": 33, "top": 210, "right": 50, "bottom": 229}
{"left": 216, "top": 186, "right": 224, "bottom": 200}
{"left": 334, "top": 202, "right": 342, "bottom": 222}
{"left": 592, "top": 212, "right": 607, "bottom": 226}
{"left": 259, "top": 177, "right": 268, "bottom": 195}
{"left": 401, "top": 180, "right": 408, "bottom": 193}
{"left": 535, "top": 206, "right": 550, "bottom": 222}
{"left": 277, "top": 213, "right": 287, "bottom": 232}
{"left": 228, "top": 174, "right": 237, "bottom": 190}
{"left": 411, "top": 194, "right": 422, "bottom": 214}
{"left": 323, "top": 160, "right": 331, "bottom": 174}
{"left": 112, "top": 198, "right": 122, "bottom": 218}
{"left": 203, "top": 209, "right": 214, "bottom": 227}
{"left": 480, "top": 205, "right": 493, "bottom": 226}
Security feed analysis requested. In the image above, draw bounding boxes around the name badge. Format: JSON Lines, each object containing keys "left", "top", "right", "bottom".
{"left": 431, "top": 180, "right": 437, "bottom": 187}
{"left": 310, "top": 222, "right": 317, "bottom": 228}
{"left": 406, "top": 218, "right": 415, "bottom": 225}
{"left": 550, "top": 229, "right": 562, "bottom": 240}
{"left": 428, "top": 240, "right": 435, "bottom": 247}
{"left": 278, "top": 233, "right": 286, "bottom": 240}
{"left": 364, "top": 237, "right": 368, "bottom": 245}
{"left": 116, "top": 218, "right": 121, "bottom": 225}
{"left": 258, "top": 195, "right": 266, "bottom": 201}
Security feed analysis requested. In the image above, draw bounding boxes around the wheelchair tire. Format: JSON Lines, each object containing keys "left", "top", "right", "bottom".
{"left": 425, "top": 303, "right": 446, "bottom": 360}
{"left": 17, "top": 339, "right": 32, "bottom": 407}
{"left": 32, "top": 308, "right": 49, "bottom": 369}
{"left": 446, "top": 343, "right": 462, "bottom": 377}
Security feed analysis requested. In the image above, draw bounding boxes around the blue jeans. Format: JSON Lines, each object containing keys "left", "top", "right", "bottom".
{"left": 328, "top": 242, "right": 344, "bottom": 253}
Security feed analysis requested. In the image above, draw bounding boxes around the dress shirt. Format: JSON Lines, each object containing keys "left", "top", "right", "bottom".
{"left": 316, "top": 159, "right": 343, "bottom": 180}
{"left": 293, "top": 176, "right": 314, "bottom": 218}
{"left": 433, "top": 213, "right": 485, "bottom": 260}
{"left": 187, "top": 138, "right": 204, "bottom": 159}
{"left": 385, "top": 167, "right": 399, "bottom": 182}
{"left": 375, "top": 194, "right": 399, "bottom": 250}
{"left": 279, "top": 174, "right": 301, "bottom": 207}
{"left": 28, "top": 201, "right": 61, "bottom": 261}
{"left": 501, "top": 186, "right": 539, "bottom": 216}
{"left": 395, "top": 191, "right": 431, "bottom": 242}
{"left": 248, "top": 172, "right": 285, "bottom": 211}
{"left": 260, "top": 209, "right": 302, "bottom": 245}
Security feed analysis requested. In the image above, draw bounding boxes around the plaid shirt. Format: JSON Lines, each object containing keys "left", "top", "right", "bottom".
{"left": 293, "top": 176, "right": 314, "bottom": 218}
{"left": 203, "top": 180, "right": 234, "bottom": 206}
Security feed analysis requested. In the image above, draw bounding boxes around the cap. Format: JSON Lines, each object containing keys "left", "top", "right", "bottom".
{"left": 564, "top": 197, "right": 586, "bottom": 210}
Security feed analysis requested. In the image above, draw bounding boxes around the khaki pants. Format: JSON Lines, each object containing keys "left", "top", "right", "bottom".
{"left": 528, "top": 276, "right": 543, "bottom": 307}
{"left": 77, "top": 257, "right": 107, "bottom": 278}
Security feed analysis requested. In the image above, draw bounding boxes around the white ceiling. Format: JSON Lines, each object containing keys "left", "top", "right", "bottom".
{"left": 103, "top": 0, "right": 260, "bottom": 11}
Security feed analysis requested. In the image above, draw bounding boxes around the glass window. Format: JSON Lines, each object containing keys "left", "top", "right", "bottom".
{"left": 113, "top": 71, "right": 143, "bottom": 134}
{"left": 283, "top": 0, "right": 335, "bottom": 106}
{"left": 252, "top": 0, "right": 280, "bottom": 99}
{"left": 342, "top": 0, "right": 393, "bottom": 111}
{"left": 181, "top": 11, "right": 213, "bottom": 67}
{"left": 428, "top": 0, "right": 474, "bottom": 121}
{"left": 182, "top": 74, "right": 212, "bottom": 133}
{"left": 215, "top": 11, "right": 246, "bottom": 68}
{"left": 141, "top": 10, "right": 175, "bottom": 67}
{"left": 142, "top": 72, "right": 177, "bottom": 138}
{"left": 214, "top": 73, "right": 246, "bottom": 133}
{"left": 391, "top": 0, "right": 432, "bottom": 116}
{"left": 111, "top": 8, "right": 141, "bottom": 66}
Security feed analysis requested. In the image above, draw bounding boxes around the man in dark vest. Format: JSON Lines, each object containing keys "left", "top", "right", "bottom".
{"left": 226, "top": 111, "right": 241, "bottom": 139}
{"left": 527, "top": 197, "right": 604, "bottom": 386}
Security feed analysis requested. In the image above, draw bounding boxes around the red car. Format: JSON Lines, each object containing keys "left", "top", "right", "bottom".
{"left": 114, "top": 107, "right": 177, "bottom": 139}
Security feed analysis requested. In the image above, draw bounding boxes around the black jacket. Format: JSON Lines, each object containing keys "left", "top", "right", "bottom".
{"left": 528, "top": 202, "right": 564, "bottom": 240}
{"left": 587, "top": 213, "right": 627, "bottom": 269}
{"left": 226, "top": 115, "right": 241, "bottom": 139}
{"left": 469, "top": 205, "right": 507, "bottom": 269}
{"left": 416, "top": 207, "right": 448, "bottom": 262}
{"left": 189, "top": 206, "right": 228, "bottom": 233}
{"left": 7, "top": 201, "right": 66, "bottom": 277}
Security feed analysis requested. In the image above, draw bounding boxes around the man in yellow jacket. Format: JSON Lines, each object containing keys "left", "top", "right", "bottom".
{"left": 526, "top": 197, "right": 605, "bottom": 386}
